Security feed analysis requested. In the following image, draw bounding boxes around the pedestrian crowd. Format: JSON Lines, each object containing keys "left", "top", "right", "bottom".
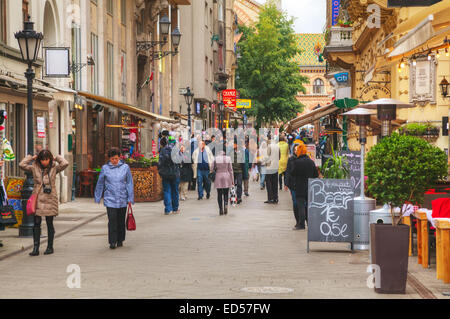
{"left": 7, "top": 128, "right": 319, "bottom": 255}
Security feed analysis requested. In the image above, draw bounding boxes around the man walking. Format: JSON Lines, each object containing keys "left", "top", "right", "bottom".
{"left": 232, "top": 140, "right": 244, "bottom": 204}
{"left": 158, "top": 137, "right": 180, "bottom": 215}
{"left": 263, "top": 134, "right": 280, "bottom": 204}
{"left": 192, "top": 140, "right": 214, "bottom": 200}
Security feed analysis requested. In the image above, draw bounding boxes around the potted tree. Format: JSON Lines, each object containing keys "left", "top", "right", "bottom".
{"left": 365, "top": 133, "right": 447, "bottom": 293}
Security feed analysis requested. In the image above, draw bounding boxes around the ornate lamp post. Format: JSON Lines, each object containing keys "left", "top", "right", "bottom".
{"left": 15, "top": 19, "right": 43, "bottom": 237}
{"left": 183, "top": 87, "right": 194, "bottom": 130}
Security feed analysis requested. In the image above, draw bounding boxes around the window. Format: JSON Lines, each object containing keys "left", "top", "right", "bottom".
{"left": 107, "top": 0, "right": 113, "bottom": 15}
{"left": 0, "top": 0, "right": 6, "bottom": 43}
{"left": 72, "top": 25, "right": 82, "bottom": 90}
{"left": 22, "top": 0, "right": 29, "bottom": 22}
{"left": 120, "top": 0, "right": 126, "bottom": 25}
{"left": 313, "top": 78, "right": 325, "bottom": 94}
{"left": 90, "top": 33, "right": 99, "bottom": 94}
{"left": 107, "top": 42, "right": 114, "bottom": 99}
{"left": 218, "top": 0, "right": 224, "bottom": 22}
{"left": 205, "top": 2, "right": 208, "bottom": 28}
{"left": 121, "top": 51, "right": 126, "bottom": 102}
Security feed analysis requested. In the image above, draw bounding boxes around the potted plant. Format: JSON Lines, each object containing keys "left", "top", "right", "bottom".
{"left": 365, "top": 133, "right": 447, "bottom": 293}
{"left": 321, "top": 146, "right": 350, "bottom": 179}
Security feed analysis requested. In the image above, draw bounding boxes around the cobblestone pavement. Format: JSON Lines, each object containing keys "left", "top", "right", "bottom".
{"left": 0, "top": 181, "right": 449, "bottom": 299}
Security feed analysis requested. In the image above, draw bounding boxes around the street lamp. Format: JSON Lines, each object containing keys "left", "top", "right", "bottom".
{"left": 15, "top": 19, "right": 43, "bottom": 237}
{"left": 439, "top": 77, "right": 449, "bottom": 98}
{"left": 159, "top": 15, "right": 171, "bottom": 41}
{"left": 183, "top": 87, "right": 194, "bottom": 130}
{"left": 340, "top": 108, "right": 377, "bottom": 251}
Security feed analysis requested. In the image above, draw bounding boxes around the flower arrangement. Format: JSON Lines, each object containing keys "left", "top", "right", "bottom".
{"left": 124, "top": 152, "right": 157, "bottom": 168}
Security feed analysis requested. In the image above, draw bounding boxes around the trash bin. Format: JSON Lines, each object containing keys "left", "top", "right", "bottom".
{"left": 353, "top": 197, "right": 376, "bottom": 250}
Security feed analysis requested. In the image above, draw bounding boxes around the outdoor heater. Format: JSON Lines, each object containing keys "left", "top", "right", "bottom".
{"left": 340, "top": 108, "right": 377, "bottom": 250}
{"left": 359, "top": 98, "right": 414, "bottom": 137}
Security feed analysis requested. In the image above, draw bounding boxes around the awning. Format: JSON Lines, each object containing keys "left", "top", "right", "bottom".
{"left": 286, "top": 103, "right": 339, "bottom": 131}
{"left": 77, "top": 91, "right": 176, "bottom": 123}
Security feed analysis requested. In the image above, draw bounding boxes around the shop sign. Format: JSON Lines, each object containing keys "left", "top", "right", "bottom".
{"left": 409, "top": 55, "right": 437, "bottom": 106}
{"left": 388, "top": 0, "right": 441, "bottom": 7}
{"left": 359, "top": 85, "right": 391, "bottom": 101}
{"left": 222, "top": 89, "right": 237, "bottom": 108}
{"left": 37, "top": 117, "right": 46, "bottom": 138}
{"left": 331, "top": 0, "right": 340, "bottom": 26}
{"left": 236, "top": 99, "right": 251, "bottom": 109}
{"left": 334, "top": 72, "right": 349, "bottom": 83}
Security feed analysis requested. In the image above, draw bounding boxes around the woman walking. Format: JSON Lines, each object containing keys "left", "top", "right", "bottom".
{"left": 213, "top": 149, "right": 234, "bottom": 215}
{"left": 19, "top": 150, "right": 69, "bottom": 256}
{"left": 95, "top": 147, "right": 134, "bottom": 249}
{"left": 179, "top": 145, "right": 192, "bottom": 201}
{"left": 278, "top": 135, "right": 289, "bottom": 190}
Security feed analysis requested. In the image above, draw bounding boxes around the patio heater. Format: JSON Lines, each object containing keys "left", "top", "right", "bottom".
{"left": 340, "top": 108, "right": 377, "bottom": 250}
{"left": 359, "top": 98, "right": 414, "bottom": 137}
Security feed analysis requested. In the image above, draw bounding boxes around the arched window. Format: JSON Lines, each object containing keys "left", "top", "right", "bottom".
{"left": 313, "top": 78, "right": 325, "bottom": 94}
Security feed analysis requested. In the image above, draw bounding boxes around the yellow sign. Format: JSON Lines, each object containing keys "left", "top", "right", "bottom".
{"left": 359, "top": 85, "right": 391, "bottom": 101}
{"left": 236, "top": 99, "right": 251, "bottom": 109}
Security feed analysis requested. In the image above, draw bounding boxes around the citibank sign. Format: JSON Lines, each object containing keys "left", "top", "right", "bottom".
{"left": 334, "top": 72, "right": 349, "bottom": 83}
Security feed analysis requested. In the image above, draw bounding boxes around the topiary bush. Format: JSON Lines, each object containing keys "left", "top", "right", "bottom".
{"left": 365, "top": 133, "right": 447, "bottom": 225}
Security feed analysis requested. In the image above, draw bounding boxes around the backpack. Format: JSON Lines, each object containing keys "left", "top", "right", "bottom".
{"left": 158, "top": 147, "right": 177, "bottom": 180}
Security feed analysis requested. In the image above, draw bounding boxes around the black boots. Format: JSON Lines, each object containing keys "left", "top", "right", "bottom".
{"left": 44, "top": 228, "right": 54, "bottom": 255}
{"left": 29, "top": 226, "right": 41, "bottom": 256}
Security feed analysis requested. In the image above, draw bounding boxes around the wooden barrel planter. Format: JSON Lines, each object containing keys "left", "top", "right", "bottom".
{"left": 129, "top": 165, "right": 163, "bottom": 202}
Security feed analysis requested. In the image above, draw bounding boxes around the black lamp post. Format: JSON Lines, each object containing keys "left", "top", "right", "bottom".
{"left": 15, "top": 19, "right": 43, "bottom": 237}
{"left": 183, "top": 87, "right": 194, "bottom": 130}
{"left": 219, "top": 101, "right": 225, "bottom": 140}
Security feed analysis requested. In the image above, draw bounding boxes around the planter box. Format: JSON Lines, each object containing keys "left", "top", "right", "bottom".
{"left": 370, "top": 223, "right": 410, "bottom": 294}
{"left": 130, "top": 166, "right": 163, "bottom": 202}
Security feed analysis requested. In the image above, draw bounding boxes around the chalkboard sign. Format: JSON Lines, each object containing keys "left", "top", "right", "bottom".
{"left": 307, "top": 179, "right": 354, "bottom": 252}
{"left": 339, "top": 151, "right": 362, "bottom": 197}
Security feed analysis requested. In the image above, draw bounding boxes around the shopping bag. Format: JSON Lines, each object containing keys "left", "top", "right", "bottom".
{"left": 230, "top": 186, "right": 237, "bottom": 207}
{"left": 0, "top": 205, "right": 17, "bottom": 225}
{"left": 126, "top": 203, "right": 136, "bottom": 231}
{"left": 26, "top": 193, "right": 38, "bottom": 216}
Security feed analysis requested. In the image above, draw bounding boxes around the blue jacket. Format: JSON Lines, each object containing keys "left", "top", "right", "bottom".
{"left": 94, "top": 161, "right": 134, "bottom": 208}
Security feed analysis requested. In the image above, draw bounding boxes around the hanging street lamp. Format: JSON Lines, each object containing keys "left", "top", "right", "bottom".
{"left": 183, "top": 87, "right": 194, "bottom": 130}
{"left": 14, "top": 19, "right": 43, "bottom": 237}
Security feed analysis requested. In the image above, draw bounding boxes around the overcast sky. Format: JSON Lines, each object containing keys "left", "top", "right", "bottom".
{"left": 258, "top": 0, "right": 327, "bottom": 34}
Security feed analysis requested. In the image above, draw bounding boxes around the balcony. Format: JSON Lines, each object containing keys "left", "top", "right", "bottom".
{"left": 323, "top": 26, "right": 355, "bottom": 69}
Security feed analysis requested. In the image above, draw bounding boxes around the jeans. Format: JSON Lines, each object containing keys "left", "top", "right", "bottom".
{"left": 260, "top": 173, "right": 266, "bottom": 188}
{"left": 162, "top": 177, "right": 180, "bottom": 213}
{"left": 217, "top": 188, "right": 229, "bottom": 210}
{"left": 107, "top": 207, "right": 127, "bottom": 245}
{"left": 290, "top": 189, "right": 299, "bottom": 226}
{"left": 234, "top": 172, "right": 243, "bottom": 200}
{"left": 197, "top": 169, "right": 211, "bottom": 198}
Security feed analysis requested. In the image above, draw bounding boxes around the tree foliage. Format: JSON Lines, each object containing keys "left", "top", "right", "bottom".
{"left": 365, "top": 133, "right": 448, "bottom": 225}
{"left": 236, "top": 4, "right": 308, "bottom": 127}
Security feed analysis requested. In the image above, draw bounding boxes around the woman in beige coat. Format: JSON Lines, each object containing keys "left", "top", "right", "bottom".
{"left": 19, "top": 150, "right": 69, "bottom": 256}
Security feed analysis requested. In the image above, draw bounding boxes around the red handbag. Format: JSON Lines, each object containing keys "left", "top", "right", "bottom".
{"left": 126, "top": 203, "right": 136, "bottom": 231}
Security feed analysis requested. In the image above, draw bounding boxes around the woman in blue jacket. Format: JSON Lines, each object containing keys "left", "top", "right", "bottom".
{"left": 95, "top": 147, "right": 134, "bottom": 249}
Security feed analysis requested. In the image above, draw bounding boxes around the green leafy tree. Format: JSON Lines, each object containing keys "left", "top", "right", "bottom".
{"left": 365, "top": 133, "right": 448, "bottom": 225}
{"left": 236, "top": 4, "right": 308, "bottom": 127}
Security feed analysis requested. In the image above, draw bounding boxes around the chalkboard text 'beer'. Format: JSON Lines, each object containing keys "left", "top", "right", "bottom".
{"left": 307, "top": 179, "right": 354, "bottom": 251}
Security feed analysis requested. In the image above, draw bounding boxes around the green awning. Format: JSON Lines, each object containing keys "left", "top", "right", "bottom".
{"left": 334, "top": 98, "right": 359, "bottom": 109}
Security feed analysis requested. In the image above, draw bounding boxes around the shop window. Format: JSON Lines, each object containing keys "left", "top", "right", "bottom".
{"left": 34, "top": 110, "right": 49, "bottom": 154}
{"left": 313, "top": 78, "right": 324, "bottom": 95}
{"left": 1, "top": 103, "right": 25, "bottom": 177}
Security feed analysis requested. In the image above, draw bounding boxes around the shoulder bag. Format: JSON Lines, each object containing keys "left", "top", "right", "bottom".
{"left": 126, "top": 202, "right": 136, "bottom": 231}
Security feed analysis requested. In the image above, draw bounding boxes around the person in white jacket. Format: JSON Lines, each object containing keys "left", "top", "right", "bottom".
{"left": 192, "top": 141, "right": 214, "bottom": 200}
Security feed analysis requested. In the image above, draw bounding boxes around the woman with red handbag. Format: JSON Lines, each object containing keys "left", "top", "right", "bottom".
{"left": 19, "top": 150, "right": 69, "bottom": 256}
{"left": 95, "top": 148, "right": 134, "bottom": 249}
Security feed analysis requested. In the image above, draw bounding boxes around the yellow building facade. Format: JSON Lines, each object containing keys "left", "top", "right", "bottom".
{"left": 324, "top": 0, "right": 450, "bottom": 155}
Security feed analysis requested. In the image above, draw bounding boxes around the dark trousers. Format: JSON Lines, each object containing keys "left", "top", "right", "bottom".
{"left": 217, "top": 188, "right": 229, "bottom": 210}
{"left": 265, "top": 173, "right": 278, "bottom": 201}
{"left": 295, "top": 196, "right": 308, "bottom": 227}
{"left": 34, "top": 215, "right": 54, "bottom": 231}
{"left": 234, "top": 172, "right": 243, "bottom": 200}
{"left": 107, "top": 207, "right": 127, "bottom": 245}
{"left": 279, "top": 172, "right": 285, "bottom": 189}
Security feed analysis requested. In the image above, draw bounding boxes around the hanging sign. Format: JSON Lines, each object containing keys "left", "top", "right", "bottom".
{"left": 359, "top": 85, "right": 391, "bottom": 101}
{"left": 37, "top": 117, "right": 46, "bottom": 138}
{"left": 388, "top": 0, "right": 441, "bottom": 7}
{"left": 236, "top": 99, "right": 251, "bottom": 109}
{"left": 331, "top": 0, "right": 340, "bottom": 26}
{"left": 222, "top": 89, "right": 237, "bottom": 108}
{"left": 307, "top": 178, "right": 354, "bottom": 252}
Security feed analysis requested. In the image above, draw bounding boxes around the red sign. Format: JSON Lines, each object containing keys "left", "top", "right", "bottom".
{"left": 152, "top": 140, "right": 156, "bottom": 157}
{"left": 222, "top": 89, "right": 237, "bottom": 108}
